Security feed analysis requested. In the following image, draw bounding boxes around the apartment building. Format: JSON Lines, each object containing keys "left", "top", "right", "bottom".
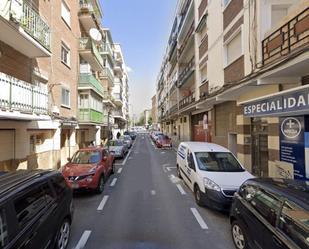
{"left": 0, "top": 0, "right": 130, "bottom": 171}
{"left": 157, "top": 0, "right": 309, "bottom": 180}
{"left": 0, "top": 0, "right": 80, "bottom": 170}
{"left": 151, "top": 94, "right": 158, "bottom": 129}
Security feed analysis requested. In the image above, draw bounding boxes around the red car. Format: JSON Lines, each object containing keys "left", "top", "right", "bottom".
{"left": 156, "top": 135, "right": 172, "bottom": 148}
{"left": 62, "top": 147, "right": 114, "bottom": 193}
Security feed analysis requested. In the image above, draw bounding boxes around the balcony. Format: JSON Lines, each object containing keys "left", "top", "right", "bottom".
{"left": 262, "top": 7, "right": 309, "bottom": 66}
{"left": 112, "top": 93, "right": 123, "bottom": 106}
{"left": 102, "top": 114, "right": 114, "bottom": 126}
{"left": 79, "top": 108, "right": 103, "bottom": 124}
{"left": 199, "top": 80, "right": 209, "bottom": 99}
{"left": 0, "top": 0, "right": 51, "bottom": 57}
{"left": 169, "top": 103, "right": 178, "bottom": 115}
{"left": 99, "top": 43, "right": 114, "bottom": 61}
{"left": 178, "top": 21, "right": 195, "bottom": 58}
{"left": 178, "top": 56, "right": 195, "bottom": 87}
{"left": 179, "top": 93, "right": 195, "bottom": 110}
{"left": 198, "top": 0, "right": 208, "bottom": 20}
{"left": 114, "top": 61, "right": 123, "bottom": 76}
{"left": 199, "top": 35, "right": 208, "bottom": 59}
{"left": 78, "top": 74, "right": 104, "bottom": 96}
{"left": 98, "top": 68, "right": 114, "bottom": 87}
{"left": 103, "top": 91, "right": 115, "bottom": 107}
{"left": 178, "top": 0, "right": 193, "bottom": 34}
{"left": 0, "top": 72, "right": 48, "bottom": 116}
{"left": 79, "top": 37, "right": 104, "bottom": 71}
{"left": 79, "top": 0, "right": 102, "bottom": 31}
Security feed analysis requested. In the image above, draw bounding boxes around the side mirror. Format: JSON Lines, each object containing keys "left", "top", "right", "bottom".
{"left": 103, "top": 156, "right": 108, "bottom": 161}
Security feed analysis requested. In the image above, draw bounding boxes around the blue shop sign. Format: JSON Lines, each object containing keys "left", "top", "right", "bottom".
{"left": 244, "top": 88, "right": 309, "bottom": 117}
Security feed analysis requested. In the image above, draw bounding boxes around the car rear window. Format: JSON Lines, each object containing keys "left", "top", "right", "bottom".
{"left": 278, "top": 201, "right": 309, "bottom": 248}
{"left": 0, "top": 208, "right": 8, "bottom": 248}
{"left": 51, "top": 175, "right": 67, "bottom": 199}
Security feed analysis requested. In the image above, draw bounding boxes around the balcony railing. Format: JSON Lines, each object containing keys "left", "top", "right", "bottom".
{"left": 99, "top": 68, "right": 114, "bottom": 82}
{"left": 178, "top": 21, "right": 195, "bottom": 56}
{"left": 79, "top": 108, "right": 103, "bottom": 123}
{"left": 199, "top": 35, "right": 208, "bottom": 59}
{"left": 179, "top": 93, "right": 195, "bottom": 110}
{"left": 0, "top": 72, "right": 48, "bottom": 114}
{"left": 178, "top": 0, "right": 192, "bottom": 33}
{"left": 198, "top": 0, "right": 208, "bottom": 20}
{"left": 79, "top": 74, "right": 104, "bottom": 96}
{"left": 169, "top": 103, "right": 178, "bottom": 114}
{"left": 79, "top": 0, "right": 102, "bottom": 20}
{"left": 99, "top": 43, "right": 114, "bottom": 57}
{"left": 79, "top": 37, "right": 104, "bottom": 67}
{"left": 113, "top": 110, "right": 123, "bottom": 117}
{"left": 21, "top": 1, "right": 50, "bottom": 50}
{"left": 113, "top": 93, "right": 123, "bottom": 102}
{"left": 178, "top": 56, "right": 195, "bottom": 87}
{"left": 262, "top": 7, "right": 309, "bottom": 66}
{"left": 199, "top": 80, "right": 209, "bottom": 99}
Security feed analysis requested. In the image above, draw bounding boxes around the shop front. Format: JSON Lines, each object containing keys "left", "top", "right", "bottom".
{"left": 242, "top": 85, "right": 309, "bottom": 180}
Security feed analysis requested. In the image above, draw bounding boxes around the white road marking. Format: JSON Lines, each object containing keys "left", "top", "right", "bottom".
{"left": 110, "top": 178, "right": 117, "bottom": 187}
{"left": 176, "top": 184, "right": 186, "bottom": 195}
{"left": 162, "top": 163, "right": 171, "bottom": 167}
{"left": 160, "top": 151, "right": 166, "bottom": 154}
{"left": 117, "top": 168, "right": 123, "bottom": 174}
{"left": 190, "top": 208, "right": 208, "bottom": 229}
{"left": 170, "top": 174, "right": 175, "bottom": 178}
{"left": 74, "top": 230, "right": 91, "bottom": 249}
{"left": 151, "top": 190, "right": 156, "bottom": 195}
{"left": 97, "top": 195, "right": 109, "bottom": 211}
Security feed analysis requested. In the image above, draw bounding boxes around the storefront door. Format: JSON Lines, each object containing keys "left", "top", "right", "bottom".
{"left": 252, "top": 118, "right": 269, "bottom": 177}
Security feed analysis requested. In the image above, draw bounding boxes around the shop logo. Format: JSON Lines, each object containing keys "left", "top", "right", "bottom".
{"left": 281, "top": 117, "right": 301, "bottom": 139}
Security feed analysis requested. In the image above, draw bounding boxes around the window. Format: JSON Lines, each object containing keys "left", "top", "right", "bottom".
{"left": 248, "top": 188, "right": 281, "bottom": 226}
{"left": 223, "top": 0, "right": 231, "bottom": 8}
{"left": 42, "top": 183, "right": 55, "bottom": 204}
{"left": 71, "top": 151, "right": 101, "bottom": 164}
{"left": 61, "top": 42, "right": 70, "bottom": 67}
{"left": 61, "top": 0, "right": 71, "bottom": 27}
{"left": 51, "top": 175, "right": 67, "bottom": 199}
{"left": 79, "top": 94, "right": 89, "bottom": 108}
{"left": 0, "top": 209, "right": 8, "bottom": 248}
{"left": 278, "top": 201, "right": 309, "bottom": 248}
{"left": 225, "top": 31, "right": 242, "bottom": 66}
{"left": 14, "top": 187, "right": 46, "bottom": 227}
{"left": 61, "top": 87, "right": 70, "bottom": 107}
{"left": 195, "top": 152, "right": 244, "bottom": 172}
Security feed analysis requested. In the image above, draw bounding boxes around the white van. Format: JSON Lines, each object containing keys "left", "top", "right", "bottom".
{"left": 177, "top": 142, "right": 253, "bottom": 211}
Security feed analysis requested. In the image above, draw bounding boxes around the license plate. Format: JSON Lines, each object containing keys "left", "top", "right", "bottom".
{"left": 72, "top": 182, "right": 79, "bottom": 189}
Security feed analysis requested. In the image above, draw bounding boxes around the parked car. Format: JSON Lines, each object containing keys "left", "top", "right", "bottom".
{"left": 177, "top": 142, "right": 253, "bottom": 211}
{"left": 156, "top": 134, "right": 172, "bottom": 148}
{"left": 0, "top": 170, "right": 73, "bottom": 249}
{"left": 62, "top": 147, "right": 114, "bottom": 193}
{"left": 230, "top": 178, "right": 309, "bottom": 249}
{"left": 120, "top": 135, "right": 133, "bottom": 148}
{"left": 151, "top": 131, "right": 163, "bottom": 142}
{"left": 108, "top": 139, "right": 128, "bottom": 158}
{"left": 128, "top": 131, "right": 137, "bottom": 140}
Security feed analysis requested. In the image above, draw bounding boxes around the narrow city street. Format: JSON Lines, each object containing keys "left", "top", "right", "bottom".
{"left": 68, "top": 134, "right": 234, "bottom": 249}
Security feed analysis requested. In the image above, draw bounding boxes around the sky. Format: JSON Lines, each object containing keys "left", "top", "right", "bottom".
{"left": 100, "top": 0, "right": 177, "bottom": 117}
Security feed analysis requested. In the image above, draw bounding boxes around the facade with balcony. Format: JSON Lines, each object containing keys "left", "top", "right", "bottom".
{"left": 156, "top": 0, "right": 309, "bottom": 179}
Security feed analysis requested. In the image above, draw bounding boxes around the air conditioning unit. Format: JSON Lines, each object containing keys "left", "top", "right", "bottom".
{"left": 51, "top": 105, "right": 60, "bottom": 115}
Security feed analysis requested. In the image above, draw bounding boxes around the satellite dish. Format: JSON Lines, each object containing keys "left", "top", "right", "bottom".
{"left": 89, "top": 28, "right": 102, "bottom": 42}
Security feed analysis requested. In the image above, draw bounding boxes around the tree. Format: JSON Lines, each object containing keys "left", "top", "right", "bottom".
{"left": 148, "top": 117, "right": 153, "bottom": 125}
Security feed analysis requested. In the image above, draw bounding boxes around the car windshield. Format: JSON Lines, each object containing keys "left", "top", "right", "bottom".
{"left": 195, "top": 152, "right": 245, "bottom": 172}
{"left": 71, "top": 151, "right": 101, "bottom": 164}
{"left": 109, "top": 140, "right": 123, "bottom": 146}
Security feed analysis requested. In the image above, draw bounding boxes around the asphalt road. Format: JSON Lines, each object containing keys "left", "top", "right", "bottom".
{"left": 68, "top": 134, "right": 235, "bottom": 249}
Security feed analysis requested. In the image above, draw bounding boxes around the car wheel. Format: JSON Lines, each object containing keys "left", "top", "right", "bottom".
{"left": 194, "top": 185, "right": 203, "bottom": 206}
{"left": 55, "top": 218, "right": 70, "bottom": 249}
{"left": 96, "top": 175, "right": 105, "bottom": 194}
{"left": 177, "top": 165, "right": 182, "bottom": 179}
{"left": 231, "top": 220, "right": 248, "bottom": 249}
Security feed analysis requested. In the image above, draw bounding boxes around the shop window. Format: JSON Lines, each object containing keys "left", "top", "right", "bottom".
{"left": 278, "top": 201, "right": 309, "bottom": 248}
